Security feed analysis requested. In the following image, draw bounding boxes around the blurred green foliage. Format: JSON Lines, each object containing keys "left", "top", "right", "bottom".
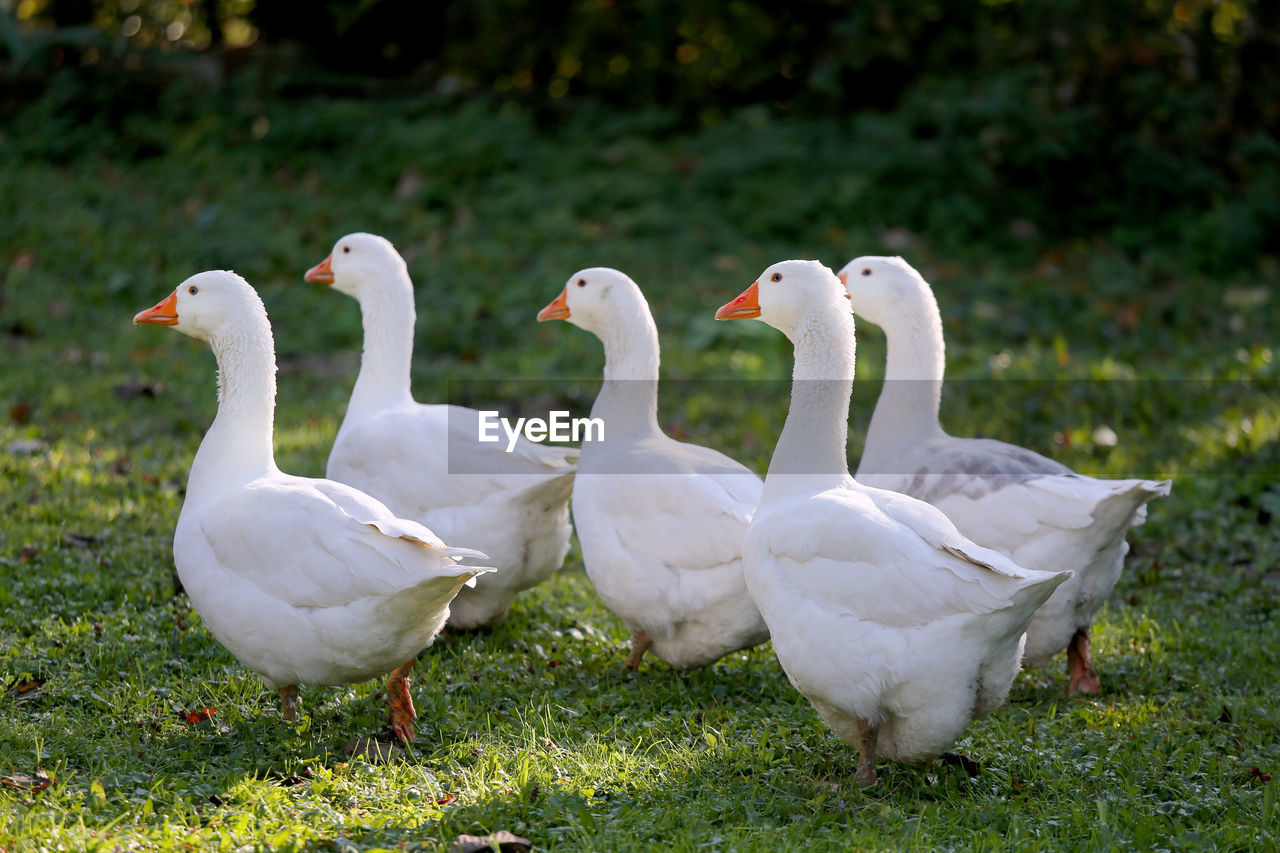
{"left": 3, "top": 0, "right": 1278, "bottom": 273}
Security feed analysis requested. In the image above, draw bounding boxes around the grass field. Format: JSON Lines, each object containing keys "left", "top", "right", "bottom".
{"left": 2, "top": 92, "right": 1279, "bottom": 850}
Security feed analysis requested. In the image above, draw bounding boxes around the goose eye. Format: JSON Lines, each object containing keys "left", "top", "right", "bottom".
{"left": 342, "top": 246, "right": 350, "bottom": 254}
{"left": 861, "top": 268, "right": 872, "bottom": 276}
{"left": 770, "top": 273, "right": 782, "bottom": 282}
{"left": 577, "top": 278, "right": 587, "bottom": 287}
{"left": 188, "top": 285, "right": 199, "bottom": 295}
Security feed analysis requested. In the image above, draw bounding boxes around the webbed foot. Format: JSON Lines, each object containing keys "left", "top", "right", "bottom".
{"left": 1066, "top": 628, "right": 1102, "bottom": 697}
{"left": 387, "top": 660, "right": 418, "bottom": 743}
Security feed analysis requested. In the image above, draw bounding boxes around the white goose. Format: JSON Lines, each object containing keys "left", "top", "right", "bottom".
{"left": 303, "top": 233, "right": 575, "bottom": 629}
{"left": 537, "top": 267, "right": 769, "bottom": 669}
{"left": 837, "top": 256, "right": 1171, "bottom": 696}
{"left": 133, "top": 271, "right": 491, "bottom": 742}
{"left": 715, "top": 260, "right": 1068, "bottom": 786}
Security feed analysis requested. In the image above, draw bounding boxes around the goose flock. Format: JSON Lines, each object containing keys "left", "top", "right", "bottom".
{"left": 131, "top": 234, "right": 1169, "bottom": 786}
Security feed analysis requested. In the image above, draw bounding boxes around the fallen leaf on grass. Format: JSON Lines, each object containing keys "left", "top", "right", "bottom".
{"left": 181, "top": 707, "right": 217, "bottom": 725}
{"left": 448, "top": 830, "right": 532, "bottom": 853}
{"left": 5, "top": 676, "right": 46, "bottom": 700}
{"left": 432, "top": 793, "right": 458, "bottom": 806}
{"left": 1, "top": 772, "right": 53, "bottom": 792}
{"left": 17, "top": 546, "right": 38, "bottom": 563}
{"left": 1250, "top": 767, "right": 1272, "bottom": 782}
{"left": 344, "top": 737, "right": 401, "bottom": 763}
{"left": 64, "top": 533, "right": 101, "bottom": 548}
{"left": 9, "top": 403, "right": 32, "bottom": 424}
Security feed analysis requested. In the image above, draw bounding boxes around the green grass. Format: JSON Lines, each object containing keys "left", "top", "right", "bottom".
{"left": 2, "top": 91, "right": 1279, "bottom": 850}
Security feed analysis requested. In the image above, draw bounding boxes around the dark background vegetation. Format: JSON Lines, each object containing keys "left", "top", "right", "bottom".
{"left": 3, "top": 0, "right": 1278, "bottom": 271}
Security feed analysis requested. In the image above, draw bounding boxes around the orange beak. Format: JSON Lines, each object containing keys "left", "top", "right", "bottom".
{"left": 835, "top": 270, "right": 852, "bottom": 297}
{"left": 304, "top": 255, "right": 334, "bottom": 284}
{"left": 714, "top": 281, "right": 761, "bottom": 320}
{"left": 133, "top": 290, "right": 179, "bottom": 326}
{"left": 537, "top": 288, "right": 570, "bottom": 322}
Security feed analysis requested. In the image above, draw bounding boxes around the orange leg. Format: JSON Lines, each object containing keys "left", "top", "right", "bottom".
{"left": 279, "top": 685, "right": 300, "bottom": 721}
{"left": 1067, "top": 628, "right": 1102, "bottom": 697}
{"left": 623, "top": 631, "right": 653, "bottom": 671}
{"left": 855, "top": 720, "right": 879, "bottom": 788}
{"left": 387, "top": 660, "right": 418, "bottom": 743}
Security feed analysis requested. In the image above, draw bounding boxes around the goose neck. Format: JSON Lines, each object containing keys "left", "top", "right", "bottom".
{"left": 862, "top": 289, "right": 946, "bottom": 469}
{"left": 188, "top": 320, "right": 280, "bottom": 499}
{"left": 764, "top": 310, "right": 856, "bottom": 498}
{"left": 350, "top": 273, "right": 416, "bottom": 412}
{"left": 590, "top": 311, "right": 661, "bottom": 439}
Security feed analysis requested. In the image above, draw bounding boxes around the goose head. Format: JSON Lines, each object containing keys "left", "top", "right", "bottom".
{"left": 835, "top": 256, "right": 926, "bottom": 328}
{"left": 133, "top": 270, "right": 266, "bottom": 342}
{"left": 537, "top": 267, "right": 644, "bottom": 336}
{"left": 305, "top": 232, "right": 408, "bottom": 301}
{"left": 715, "top": 259, "right": 848, "bottom": 339}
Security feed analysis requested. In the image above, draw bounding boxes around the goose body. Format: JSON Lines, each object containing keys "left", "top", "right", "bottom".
{"left": 538, "top": 268, "right": 769, "bottom": 669}
{"left": 305, "top": 234, "right": 574, "bottom": 629}
{"left": 134, "top": 271, "right": 490, "bottom": 740}
{"left": 716, "top": 261, "right": 1068, "bottom": 784}
{"left": 838, "top": 255, "right": 1170, "bottom": 694}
